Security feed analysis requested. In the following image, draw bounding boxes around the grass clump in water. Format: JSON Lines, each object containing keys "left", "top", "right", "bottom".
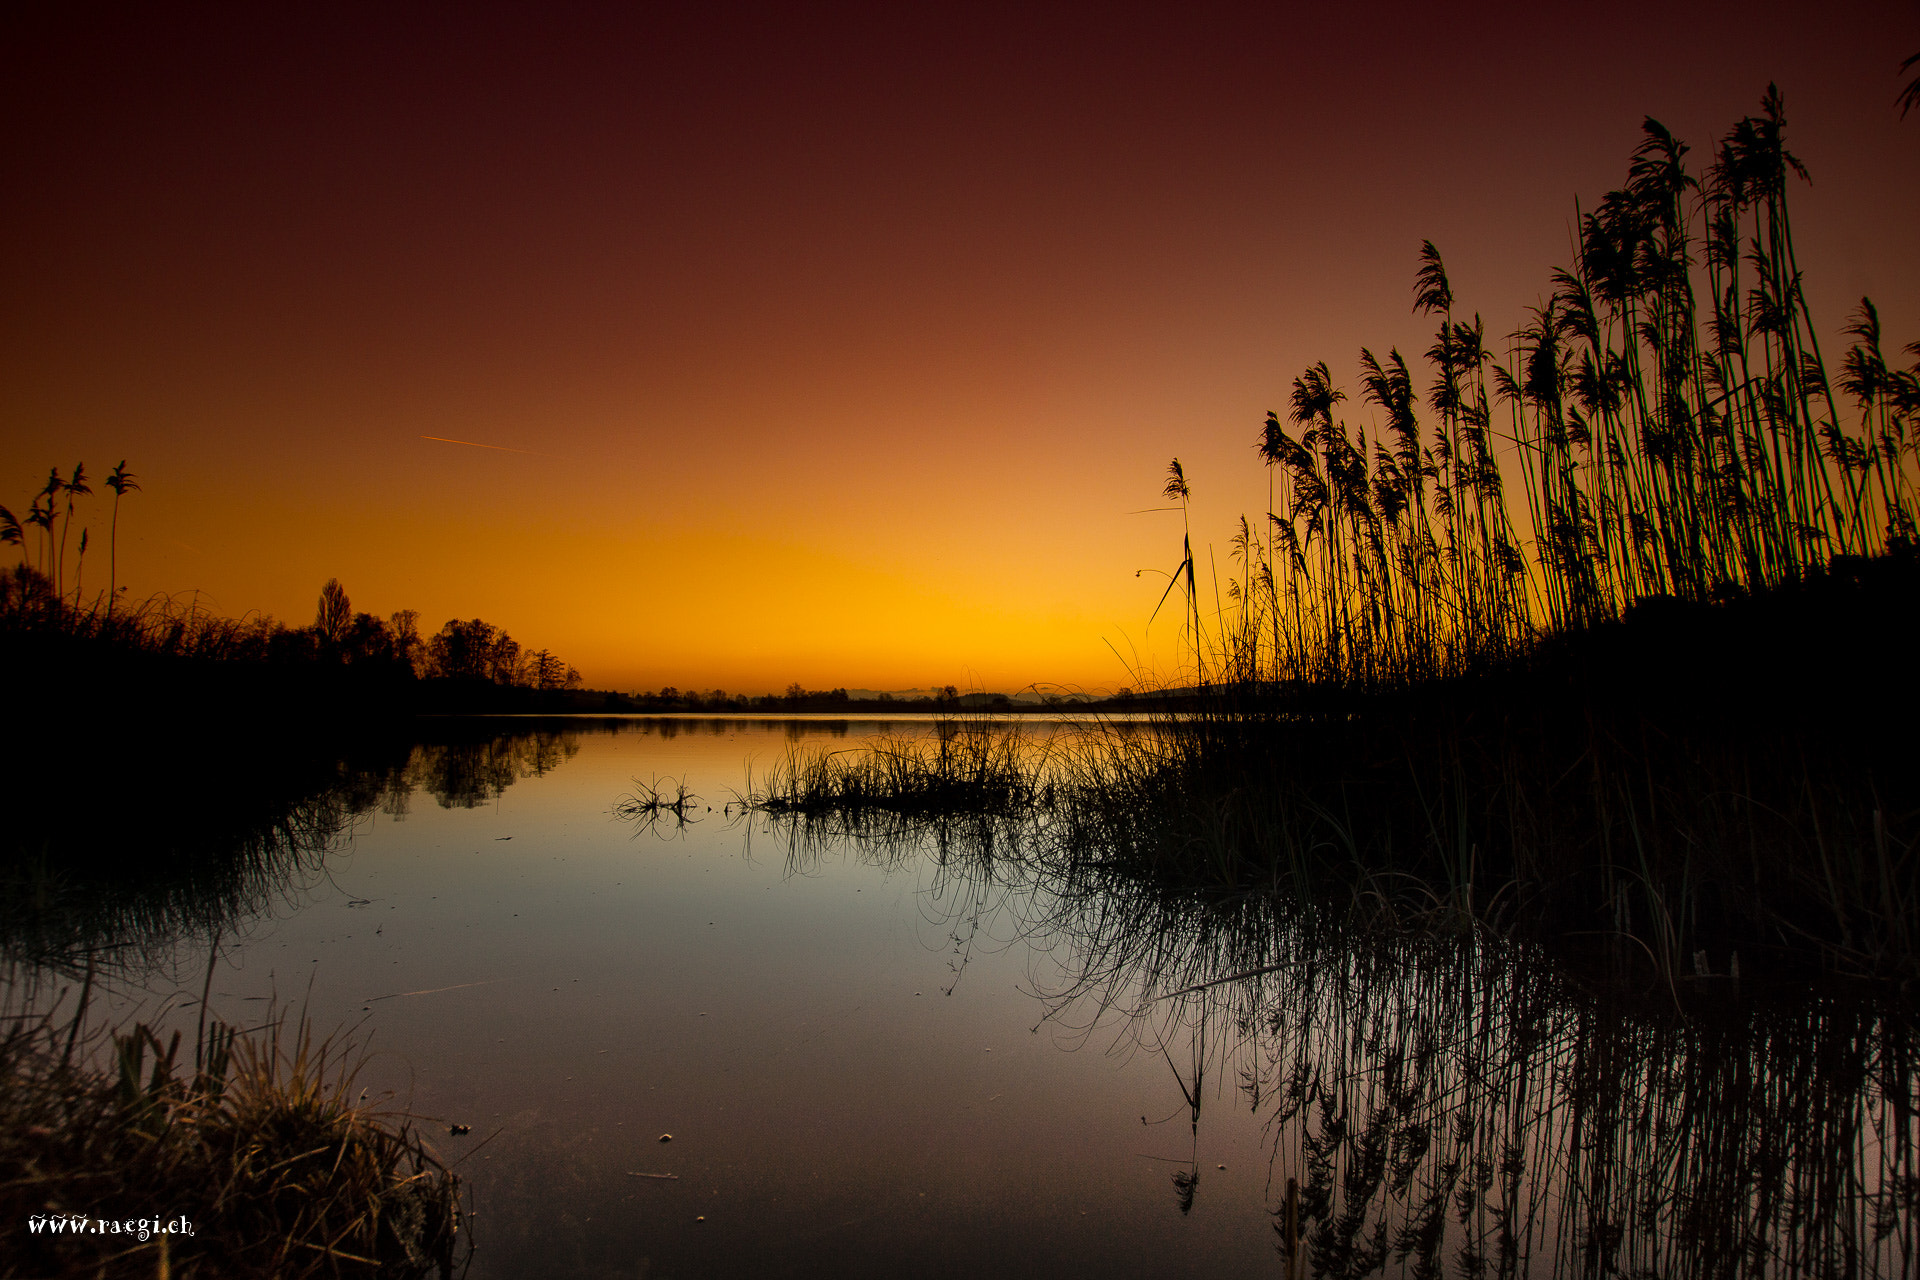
{"left": 745, "top": 725, "right": 1041, "bottom": 823}
{"left": 1, "top": 1008, "right": 462, "bottom": 1278}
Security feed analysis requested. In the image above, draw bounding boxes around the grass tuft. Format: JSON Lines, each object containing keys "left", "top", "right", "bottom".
{"left": 1, "top": 1007, "right": 463, "bottom": 1278}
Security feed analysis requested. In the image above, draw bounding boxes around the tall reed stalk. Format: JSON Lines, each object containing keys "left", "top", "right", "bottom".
{"left": 1204, "top": 89, "right": 1920, "bottom": 693}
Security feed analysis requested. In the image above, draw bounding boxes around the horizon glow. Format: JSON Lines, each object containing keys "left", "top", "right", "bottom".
{"left": 4, "top": 4, "right": 1917, "bottom": 694}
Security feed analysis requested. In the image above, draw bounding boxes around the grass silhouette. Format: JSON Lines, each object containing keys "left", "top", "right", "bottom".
{"left": 2, "top": 1006, "right": 462, "bottom": 1279}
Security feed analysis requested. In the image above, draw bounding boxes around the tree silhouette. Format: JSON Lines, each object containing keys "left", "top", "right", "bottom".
{"left": 389, "top": 609, "right": 423, "bottom": 675}
{"left": 1900, "top": 52, "right": 1920, "bottom": 119}
{"left": 427, "top": 618, "right": 508, "bottom": 682}
{"left": 315, "top": 578, "right": 351, "bottom": 648}
{"left": 104, "top": 461, "right": 139, "bottom": 614}
{"left": 531, "top": 648, "right": 565, "bottom": 690}
{"left": 488, "top": 631, "right": 522, "bottom": 685}
{"left": 343, "top": 611, "right": 396, "bottom": 665}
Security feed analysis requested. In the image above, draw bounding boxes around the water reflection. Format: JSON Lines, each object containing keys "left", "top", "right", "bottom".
{"left": 1, "top": 716, "right": 891, "bottom": 983}
{"left": 750, "top": 754, "right": 1920, "bottom": 1278}
{"left": 403, "top": 731, "right": 579, "bottom": 811}
{"left": 1, "top": 725, "right": 582, "bottom": 978}
{"left": 7, "top": 719, "right": 1913, "bottom": 1275}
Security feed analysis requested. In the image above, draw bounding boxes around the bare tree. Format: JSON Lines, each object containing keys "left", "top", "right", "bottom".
{"left": 389, "top": 609, "right": 423, "bottom": 675}
{"left": 316, "top": 578, "right": 352, "bottom": 647}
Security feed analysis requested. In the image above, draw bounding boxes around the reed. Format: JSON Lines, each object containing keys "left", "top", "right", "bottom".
{"left": 1197, "top": 89, "right": 1919, "bottom": 695}
{"left": 1, "top": 1006, "right": 462, "bottom": 1278}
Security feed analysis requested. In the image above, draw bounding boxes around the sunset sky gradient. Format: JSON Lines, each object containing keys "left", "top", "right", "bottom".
{"left": 5, "top": 2, "right": 1917, "bottom": 692}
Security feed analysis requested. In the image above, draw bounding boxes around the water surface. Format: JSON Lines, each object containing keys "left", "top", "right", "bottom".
{"left": 10, "top": 716, "right": 1917, "bottom": 1278}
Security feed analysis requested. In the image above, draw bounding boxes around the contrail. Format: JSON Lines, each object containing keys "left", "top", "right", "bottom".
{"left": 419, "top": 434, "right": 546, "bottom": 456}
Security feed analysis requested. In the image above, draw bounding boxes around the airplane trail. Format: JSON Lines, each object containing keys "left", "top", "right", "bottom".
{"left": 419, "top": 434, "right": 547, "bottom": 456}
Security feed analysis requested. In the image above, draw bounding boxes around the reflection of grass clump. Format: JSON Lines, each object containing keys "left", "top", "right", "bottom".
{"left": 1, "top": 1012, "right": 461, "bottom": 1279}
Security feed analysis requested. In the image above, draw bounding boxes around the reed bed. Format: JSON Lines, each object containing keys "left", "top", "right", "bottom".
{"left": 1, "top": 1007, "right": 462, "bottom": 1278}
{"left": 1059, "top": 89, "right": 1920, "bottom": 979}
{"left": 0, "top": 563, "right": 288, "bottom": 664}
{"left": 1195, "top": 88, "right": 1919, "bottom": 693}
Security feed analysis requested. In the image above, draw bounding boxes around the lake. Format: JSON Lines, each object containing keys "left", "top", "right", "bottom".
{"left": 8, "top": 716, "right": 1917, "bottom": 1278}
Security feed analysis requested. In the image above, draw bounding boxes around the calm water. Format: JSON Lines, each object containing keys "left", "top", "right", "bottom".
{"left": 10, "top": 717, "right": 1918, "bottom": 1278}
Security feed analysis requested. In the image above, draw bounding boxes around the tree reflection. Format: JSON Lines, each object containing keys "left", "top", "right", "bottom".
{"left": 1, "top": 727, "right": 582, "bottom": 979}
{"left": 402, "top": 731, "right": 578, "bottom": 810}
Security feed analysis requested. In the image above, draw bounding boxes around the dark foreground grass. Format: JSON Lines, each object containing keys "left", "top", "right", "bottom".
{"left": 1, "top": 1008, "right": 462, "bottom": 1279}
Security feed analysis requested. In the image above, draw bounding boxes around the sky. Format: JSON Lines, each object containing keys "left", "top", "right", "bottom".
{"left": 4, "top": 2, "right": 1917, "bottom": 694}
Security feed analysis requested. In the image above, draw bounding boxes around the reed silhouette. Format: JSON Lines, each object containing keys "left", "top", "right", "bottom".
{"left": 1056, "top": 90, "right": 1920, "bottom": 980}
{"left": 1207, "top": 91, "right": 1919, "bottom": 692}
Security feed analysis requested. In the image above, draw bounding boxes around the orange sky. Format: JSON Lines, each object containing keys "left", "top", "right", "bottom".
{"left": 4, "top": 3, "right": 1917, "bottom": 693}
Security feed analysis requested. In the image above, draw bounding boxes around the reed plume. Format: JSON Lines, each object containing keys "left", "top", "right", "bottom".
{"left": 1188, "top": 89, "right": 1918, "bottom": 695}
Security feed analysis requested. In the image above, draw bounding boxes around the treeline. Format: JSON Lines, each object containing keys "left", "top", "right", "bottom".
{"left": 0, "top": 559, "right": 580, "bottom": 692}
{"left": 624, "top": 683, "right": 962, "bottom": 713}
{"left": 620, "top": 684, "right": 1112, "bottom": 713}
{"left": 307, "top": 578, "right": 582, "bottom": 690}
{"left": 1, "top": 463, "right": 584, "bottom": 702}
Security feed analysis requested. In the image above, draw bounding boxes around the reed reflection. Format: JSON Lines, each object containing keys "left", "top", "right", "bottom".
{"left": 743, "top": 745, "right": 1920, "bottom": 1279}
